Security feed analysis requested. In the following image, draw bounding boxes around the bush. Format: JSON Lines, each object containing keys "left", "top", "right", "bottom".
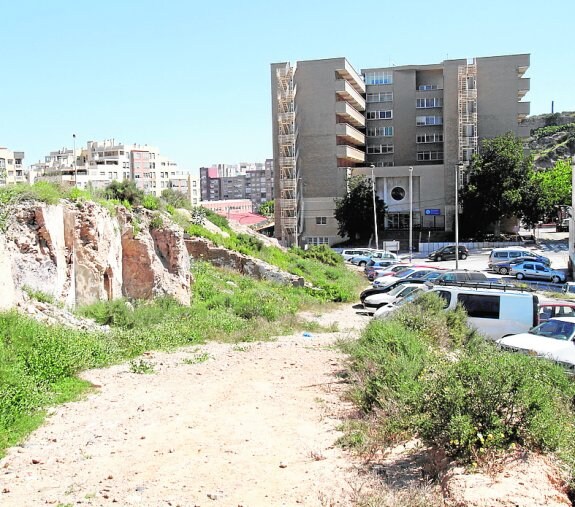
{"left": 142, "top": 194, "right": 160, "bottom": 211}
{"left": 295, "top": 245, "right": 343, "bottom": 267}
{"left": 418, "top": 342, "right": 575, "bottom": 461}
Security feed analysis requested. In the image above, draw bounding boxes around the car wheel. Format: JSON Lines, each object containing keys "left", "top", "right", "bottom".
{"left": 499, "top": 267, "right": 509, "bottom": 275}
{"left": 359, "top": 261, "right": 366, "bottom": 267}
{"left": 460, "top": 253, "right": 467, "bottom": 260}
{"left": 437, "top": 255, "right": 443, "bottom": 261}
{"left": 552, "top": 275, "right": 561, "bottom": 284}
{"left": 516, "top": 272, "right": 525, "bottom": 280}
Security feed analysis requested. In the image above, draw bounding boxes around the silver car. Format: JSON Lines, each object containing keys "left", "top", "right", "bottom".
{"left": 510, "top": 261, "right": 566, "bottom": 284}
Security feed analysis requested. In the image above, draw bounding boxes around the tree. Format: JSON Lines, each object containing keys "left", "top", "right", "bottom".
{"left": 258, "top": 200, "right": 274, "bottom": 217}
{"left": 527, "top": 159, "right": 572, "bottom": 224}
{"left": 334, "top": 176, "right": 386, "bottom": 242}
{"left": 104, "top": 180, "right": 144, "bottom": 206}
{"left": 460, "top": 133, "right": 535, "bottom": 235}
{"left": 161, "top": 188, "right": 191, "bottom": 210}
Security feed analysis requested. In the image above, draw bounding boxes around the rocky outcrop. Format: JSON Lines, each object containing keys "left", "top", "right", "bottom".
{"left": 119, "top": 210, "right": 191, "bottom": 304}
{"left": 1, "top": 201, "right": 192, "bottom": 310}
{"left": 185, "top": 237, "right": 304, "bottom": 287}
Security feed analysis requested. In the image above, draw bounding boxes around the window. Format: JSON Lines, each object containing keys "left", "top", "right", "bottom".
{"left": 373, "top": 160, "right": 395, "bottom": 167}
{"left": 417, "top": 151, "right": 443, "bottom": 161}
{"left": 367, "top": 126, "right": 393, "bottom": 137}
{"left": 315, "top": 216, "right": 327, "bottom": 225}
{"left": 307, "top": 237, "right": 329, "bottom": 245}
{"left": 416, "top": 133, "right": 444, "bottom": 143}
{"left": 367, "top": 110, "right": 393, "bottom": 120}
{"left": 367, "top": 144, "right": 394, "bottom": 154}
{"left": 365, "top": 71, "right": 393, "bottom": 85}
{"left": 416, "top": 116, "right": 443, "bottom": 126}
{"left": 457, "top": 294, "right": 500, "bottom": 319}
{"left": 366, "top": 92, "right": 393, "bottom": 103}
{"left": 416, "top": 97, "right": 443, "bottom": 108}
{"left": 390, "top": 187, "right": 405, "bottom": 201}
{"left": 418, "top": 84, "right": 439, "bottom": 91}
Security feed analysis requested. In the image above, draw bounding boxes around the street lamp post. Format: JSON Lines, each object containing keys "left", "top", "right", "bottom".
{"left": 370, "top": 164, "right": 379, "bottom": 250}
{"left": 455, "top": 164, "right": 463, "bottom": 269}
{"left": 409, "top": 166, "right": 413, "bottom": 262}
{"left": 73, "top": 134, "right": 77, "bottom": 187}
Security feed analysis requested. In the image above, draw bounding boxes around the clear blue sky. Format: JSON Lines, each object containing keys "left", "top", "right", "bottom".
{"left": 2, "top": 0, "right": 573, "bottom": 175}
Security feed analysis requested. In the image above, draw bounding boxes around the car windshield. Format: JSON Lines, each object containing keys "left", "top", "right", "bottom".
{"left": 423, "top": 272, "right": 441, "bottom": 280}
{"left": 530, "top": 320, "right": 575, "bottom": 340}
{"left": 388, "top": 284, "right": 406, "bottom": 296}
{"left": 394, "top": 290, "right": 422, "bottom": 306}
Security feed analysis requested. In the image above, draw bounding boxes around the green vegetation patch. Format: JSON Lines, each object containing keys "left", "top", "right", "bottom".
{"left": 341, "top": 292, "right": 575, "bottom": 478}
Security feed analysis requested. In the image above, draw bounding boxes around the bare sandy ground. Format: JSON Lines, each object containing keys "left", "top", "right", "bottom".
{"left": 0, "top": 305, "right": 371, "bottom": 507}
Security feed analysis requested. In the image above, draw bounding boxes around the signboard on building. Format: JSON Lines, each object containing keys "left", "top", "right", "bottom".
{"left": 425, "top": 209, "right": 441, "bottom": 216}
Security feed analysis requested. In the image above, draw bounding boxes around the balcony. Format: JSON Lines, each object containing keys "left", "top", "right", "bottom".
{"left": 336, "top": 123, "right": 365, "bottom": 146}
{"left": 278, "top": 133, "right": 296, "bottom": 145}
{"left": 335, "top": 102, "right": 365, "bottom": 128}
{"left": 517, "top": 101, "right": 530, "bottom": 121}
{"left": 336, "top": 145, "right": 365, "bottom": 163}
{"left": 278, "top": 111, "right": 295, "bottom": 124}
{"left": 335, "top": 80, "right": 366, "bottom": 111}
{"left": 335, "top": 61, "right": 365, "bottom": 94}
{"left": 518, "top": 77, "right": 530, "bottom": 99}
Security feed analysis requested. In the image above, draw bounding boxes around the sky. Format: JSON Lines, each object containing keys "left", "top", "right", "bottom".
{"left": 1, "top": 0, "right": 574, "bottom": 176}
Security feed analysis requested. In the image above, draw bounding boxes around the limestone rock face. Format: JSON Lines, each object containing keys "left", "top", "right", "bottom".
{"left": 2, "top": 201, "right": 192, "bottom": 310}
{"left": 119, "top": 210, "right": 191, "bottom": 305}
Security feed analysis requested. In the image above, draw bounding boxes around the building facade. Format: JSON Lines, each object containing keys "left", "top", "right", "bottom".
{"left": 199, "top": 160, "right": 274, "bottom": 211}
{"left": 270, "top": 54, "right": 530, "bottom": 247}
{"left": 0, "top": 148, "right": 25, "bottom": 186}
{"left": 32, "top": 139, "right": 197, "bottom": 200}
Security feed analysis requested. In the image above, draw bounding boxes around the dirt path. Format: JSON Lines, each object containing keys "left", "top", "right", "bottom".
{"left": 0, "top": 305, "right": 371, "bottom": 506}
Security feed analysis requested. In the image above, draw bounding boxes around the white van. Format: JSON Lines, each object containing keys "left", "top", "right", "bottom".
{"left": 488, "top": 247, "right": 537, "bottom": 263}
{"left": 340, "top": 248, "right": 373, "bottom": 261}
{"left": 430, "top": 285, "right": 539, "bottom": 340}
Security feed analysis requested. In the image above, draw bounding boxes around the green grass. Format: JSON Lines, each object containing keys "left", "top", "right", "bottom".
{"left": 0, "top": 259, "right": 360, "bottom": 457}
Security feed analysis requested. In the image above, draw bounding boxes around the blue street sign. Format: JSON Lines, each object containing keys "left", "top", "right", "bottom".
{"left": 425, "top": 209, "right": 441, "bottom": 216}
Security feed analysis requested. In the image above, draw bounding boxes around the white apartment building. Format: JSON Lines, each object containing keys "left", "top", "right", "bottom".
{"left": 0, "top": 147, "right": 25, "bottom": 186}
{"left": 33, "top": 139, "right": 196, "bottom": 199}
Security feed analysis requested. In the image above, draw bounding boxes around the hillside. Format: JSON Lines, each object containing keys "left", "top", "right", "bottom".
{"left": 522, "top": 112, "right": 575, "bottom": 168}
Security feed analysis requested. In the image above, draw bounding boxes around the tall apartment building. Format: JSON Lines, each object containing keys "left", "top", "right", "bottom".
{"left": 199, "top": 159, "right": 274, "bottom": 211}
{"left": 0, "top": 148, "right": 25, "bottom": 186}
{"left": 270, "top": 54, "right": 530, "bottom": 247}
{"left": 32, "top": 140, "right": 196, "bottom": 199}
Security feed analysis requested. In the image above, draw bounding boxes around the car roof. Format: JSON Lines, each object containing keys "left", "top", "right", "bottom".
{"left": 542, "top": 317, "right": 575, "bottom": 323}
{"left": 538, "top": 300, "right": 575, "bottom": 307}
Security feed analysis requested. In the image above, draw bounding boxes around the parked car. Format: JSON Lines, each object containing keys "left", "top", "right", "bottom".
{"left": 367, "top": 263, "right": 412, "bottom": 280}
{"left": 349, "top": 250, "right": 398, "bottom": 267}
{"left": 510, "top": 261, "right": 566, "bottom": 284}
{"left": 364, "top": 259, "right": 400, "bottom": 278}
{"left": 430, "top": 284, "right": 539, "bottom": 340}
{"left": 431, "top": 270, "right": 488, "bottom": 284}
{"left": 537, "top": 300, "right": 575, "bottom": 322}
{"left": 359, "top": 278, "right": 428, "bottom": 304}
{"left": 373, "top": 267, "right": 440, "bottom": 288}
{"left": 363, "top": 283, "right": 424, "bottom": 314}
{"left": 488, "top": 247, "right": 540, "bottom": 264}
{"left": 373, "top": 289, "right": 426, "bottom": 320}
{"left": 497, "top": 317, "right": 575, "bottom": 372}
{"left": 489, "top": 254, "right": 551, "bottom": 275}
{"left": 428, "top": 245, "right": 469, "bottom": 261}
{"left": 340, "top": 248, "right": 373, "bottom": 262}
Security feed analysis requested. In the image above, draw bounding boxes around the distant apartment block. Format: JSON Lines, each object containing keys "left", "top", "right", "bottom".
{"left": 271, "top": 54, "right": 530, "bottom": 247}
{"left": 199, "top": 159, "right": 274, "bottom": 211}
{"left": 32, "top": 139, "right": 198, "bottom": 201}
{"left": 0, "top": 147, "right": 25, "bottom": 186}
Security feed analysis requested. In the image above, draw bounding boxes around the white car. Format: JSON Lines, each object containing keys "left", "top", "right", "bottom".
{"left": 509, "top": 261, "right": 566, "bottom": 284}
{"left": 497, "top": 317, "right": 575, "bottom": 371}
{"left": 373, "top": 289, "right": 425, "bottom": 319}
{"left": 363, "top": 283, "right": 423, "bottom": 314}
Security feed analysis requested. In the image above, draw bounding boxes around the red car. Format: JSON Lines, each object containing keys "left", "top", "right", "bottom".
{"left": 538, "top": 300, "right": 575, "bottom": 323}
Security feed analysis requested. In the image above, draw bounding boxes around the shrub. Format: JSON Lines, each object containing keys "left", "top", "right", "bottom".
{"left": 104, "top": 180, "right": 144, "bottom": 206}
{"left": 142, "top": 194, "right": 160, "bottom": 210}
{"left": 295, "top": 245, "right": 343, "bottom": 267}
{"left": 418, "top": 342, "right": 575, "bottom": 461}
{"left": 150, "top": 213, "right": 164, "bottom": 229}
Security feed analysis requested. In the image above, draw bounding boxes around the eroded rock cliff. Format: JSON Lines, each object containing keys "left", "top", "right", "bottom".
{"left": 1, "top": 201, "right": 192, "bottom": 309}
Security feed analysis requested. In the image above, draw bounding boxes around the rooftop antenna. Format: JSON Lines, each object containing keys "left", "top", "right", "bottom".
{"left": 552, "top": 101, "right": 555, "bottom": 114}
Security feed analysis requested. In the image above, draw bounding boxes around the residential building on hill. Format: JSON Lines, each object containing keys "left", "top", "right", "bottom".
{"left": 0, "top": 147, "right": 25, "bottom": 186}
{"left": 270, "top": 54, "right": 530, "bottom": 247}
{"left": 32, "top": 140, "right": 199, "bottom": 200}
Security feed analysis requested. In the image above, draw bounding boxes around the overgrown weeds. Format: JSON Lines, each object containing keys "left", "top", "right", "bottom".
{"left": 340, "top": 291, "right": 575, "bottom": 482}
